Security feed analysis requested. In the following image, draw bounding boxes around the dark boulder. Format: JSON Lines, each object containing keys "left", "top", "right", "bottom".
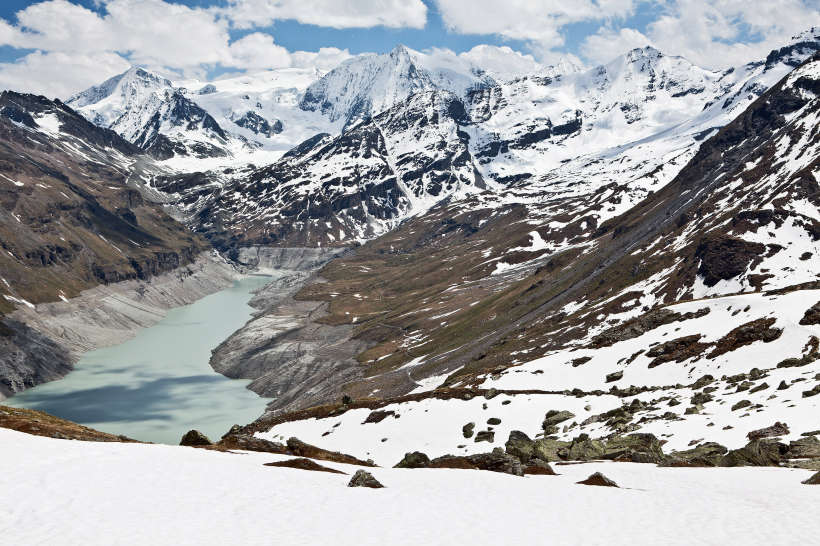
{"left": 474, "top": 430, "right": 495, "bottom": 443}
{"left": 394, "top": 451, "right": 431, "bottom": 469}
{"left": 577, "top": 472, "right": 618, "bottom": 487}
{"left": 180, "top": 429, "right": 212, "bottom": 446}
{"left": 348, "top": 470, "right": 385, "bottom": 488}
{"left": 747, "top": 422, "right": 790, "bottom": 440}
{"left": 264, "top": 458, "right": 346, "bottom": 474}
{"left": 719, "top": 439, "right": 787, "bottom": 467}
{"left": 661, "top": 442, "right": 728, "bottom": 467}
{"left": 602, "top": 433, "right": 664, "bottom": 463}
{"left": 505, "top": 430, "right": 535, "bottom": 463}
{"left": 462, "top": 422, "right": 475, "bottom": 438}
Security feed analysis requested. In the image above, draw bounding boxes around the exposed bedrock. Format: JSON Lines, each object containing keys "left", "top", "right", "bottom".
{"left": 210, "top": 246, "right": 369, "bottom": 416}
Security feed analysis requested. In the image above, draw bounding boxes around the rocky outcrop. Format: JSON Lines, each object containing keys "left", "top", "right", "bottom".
{"left": 577, "top": 472, "right": 618, "bottom": 487}
{"left": 799, "top": 301, "right": 820, "bottom": 325}
{"left": 394, "top": 452, "right": 431, "bottom": 469}
{"left": 429, "top": 448, "right": 523, "bottom": 476}
{"left": 747, "top": 422, "right": 790, "bottom": 440}
{"left": 719, "top": 439, "right": 787, "bottom": 467}
{"left": 661, "top": 442, "right": 728, "bottom": 467}
{"left": 348, "top": 470, "right": 385, "bottom": 488}
{"left": 264, "top": 458, "right": 346, "bottom": 475}
{"left": 0, "top": 405, "right": 137, "bottom": 442}
{"left": 180, "top": 430, "right": 212, "bottom": 446}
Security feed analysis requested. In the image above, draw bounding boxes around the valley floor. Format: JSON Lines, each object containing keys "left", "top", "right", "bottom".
{"left": 1, "top": 427, "right": 818, "bottom": 545}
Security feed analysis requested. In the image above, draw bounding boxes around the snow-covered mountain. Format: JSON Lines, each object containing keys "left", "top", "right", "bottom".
{"left": 66, "top": 67, "right": 232, "bottom": 160}
{"left": 299, "top": 45, "right": 495, "bottom": 129}
{"left": 142, "top": 29, "right": 818, "bottom": 253}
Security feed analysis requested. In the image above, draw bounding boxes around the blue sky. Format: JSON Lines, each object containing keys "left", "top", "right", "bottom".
{"left": 0, "top": 1, "right": 817, "bottom": 98}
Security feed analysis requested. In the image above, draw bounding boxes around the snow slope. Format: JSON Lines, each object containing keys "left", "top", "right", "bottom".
{"left": 1, "top": 428, "right": 819, "bottom": 546}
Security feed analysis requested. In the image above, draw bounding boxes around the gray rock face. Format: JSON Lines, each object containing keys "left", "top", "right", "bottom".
{"left": 348, "top": 470, "right": 385, "bottom": 488}
{"left": 210, "top": 247, "right": 379, "bottom": 415}
{"left": 0, "top": 320, "right": 72, "bottom": 399}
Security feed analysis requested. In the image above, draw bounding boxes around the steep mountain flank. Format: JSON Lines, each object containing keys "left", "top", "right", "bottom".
{"left": 243, "top": 52, "right": 819, "bottom": 422}
{"left": 0, "top": 92, "right": 223, "bottom": 397}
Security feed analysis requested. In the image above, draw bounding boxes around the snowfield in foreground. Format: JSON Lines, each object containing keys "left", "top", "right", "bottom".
{"left": 1, "top": 428, "right": 818, "bottom": 545}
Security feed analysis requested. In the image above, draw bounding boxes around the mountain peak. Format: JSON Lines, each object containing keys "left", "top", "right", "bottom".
{"left": 626, "top": 45, "right": 663, "bottom": 62}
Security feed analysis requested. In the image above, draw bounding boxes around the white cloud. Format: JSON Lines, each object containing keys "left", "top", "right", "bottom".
{"left": 0, "top": 0, "right": 365, "bottom": 96}
{"left": 290, "top": 47, "right": 353, "bottom": 71}
{"left": 581, "top": 0, "right": 820, "bottom": 68}
{"left": 0, "top": 50, "right": 131, "bottom": 98}
{"left": 223, "top": 0, "right": 428, "bottom": 30}
{"left": 457, "top": 45, "right": 543, "bottom": 80}
{"left": 580, "top": 27, "right": 653, "bottom": 65}
{"left": 435, "top": 0, "right": 636, "bottom": 53}
{"left": 228, "top": 32, "right": 292, "bottom": 70}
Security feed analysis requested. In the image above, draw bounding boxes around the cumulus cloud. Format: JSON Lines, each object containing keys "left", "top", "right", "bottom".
{"left": 223, "top": 0, "right": 428, "bottom": 30}
{"left": 0, "top": 50, "right": 131, "bottom": 98}
{"left": 0, "top": 0, "right": 376, "bottom": 97}
{"left": 581, "top": 0, "right": 819, "bottom": 68}
{"left": 580, "top": 27, "right": 654, "bottom": 65}
{"left": 457, "top": 45, "right": 543, "bottom": 80}
{"left": 228, "top": 32, "right": 292, "bottom": 70}
{"left": 435, "top": 0, "right": 635, "bottom": 53}
{"left": 290, "top": 47, "right": 353, "bottom": 71}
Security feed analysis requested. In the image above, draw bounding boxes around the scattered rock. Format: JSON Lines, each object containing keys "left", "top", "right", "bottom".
{"left": 567, "top": 434, "right": 606, "bottom": 460}
{"left": 264, "top": 458, "right": 346, "bottom": 474}
{"left": 286, "top": 437, "right": 376, "bottom": 466}
{"left": 590, "top": 307, "right": 710, "bottom": 348}
{"left": 348, "top": 470, "right": 384, "bottom": 488}
{"left": 430, "top": 449, "right": 523, "bottom": 476}
{"left": 778, "top": 380, "right": 789, "bottom": 390}
{"left": 661, "top": 442, "right": 728, "bottom": 467}
{"left": 603, "top": 433, "right": 664, "bottom": 463}
{"left": 179, "top": 430, "right": 212, "bottom": 446}
{"left": 475, "top": 430, "right": 495, "bottom": 443}
{"left": 802, "top": 384, "right": 820, "bottom": 398}
{"left": 394, "top": 451, "right": 431, "bottom": 469}
{"left": 605, "top": 370, "right": 624, "bottom": 382}
{"left": 505, "top": 430, "right": 535, "bottom": 463}
{"left": 487, "top": 417, "right": 502, "bottom": 425}
{"left": 731, "top": 399, "right": 752, "bottom": 411}
{"left": 709, "top": 318, "right": 782, "bottom": 358}
{"left": 462, "top": 422, "right": 475, "bottom": 438}
{"left": 799, "top": 301, "right": 820, "bottom": 326}
{"left": 747, "top": 422, "right": 789, "bottom": 441}
{"left": 789, "top": 436, "right": 820, "bottom": 459}
{"left": 577, "top": 472, "right": 618, "bottom": 487}
{"left": 720, "top": 439, "right": 787, "bottom": 467}
{"left": 523, "top": 458, "right": 557, "bottom": 475}
{"left": 542, "top": 410, "right": 575, "bottom": 433}
{"left": 363, "top": 410, "right": 396, "bottom": 424}
{"left": 646, "top": 335, "right": 710, "bottom": 368}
